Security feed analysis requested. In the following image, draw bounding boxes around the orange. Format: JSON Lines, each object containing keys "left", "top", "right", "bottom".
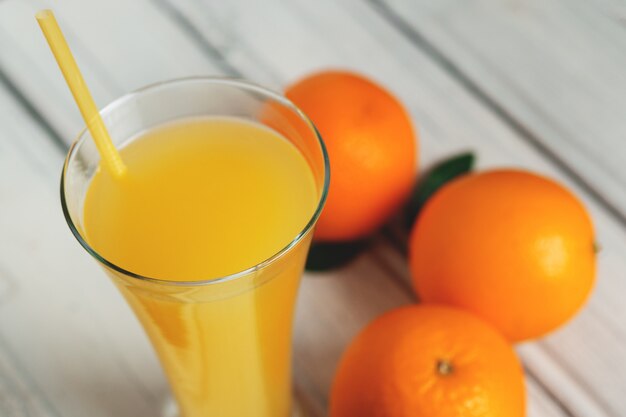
{"left": 409, "top": 169, "right": 596, "bottom": 342}
{"left": 330, "top": 304, "right": 525, "bottom": 417}
{"left": 286, "top": 70, "right": 417, "bottom": 241}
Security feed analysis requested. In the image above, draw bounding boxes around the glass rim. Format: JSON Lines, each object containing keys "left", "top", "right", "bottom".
{"left": 60, "top": 76, "right": 330, "bottom": 287}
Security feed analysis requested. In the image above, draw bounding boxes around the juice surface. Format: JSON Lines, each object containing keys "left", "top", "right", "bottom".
{"left": 84, "top": 117, "right": 318, "bottom": 281}
{"left": 82, "top": 117, "right": 318, "bottom": 417}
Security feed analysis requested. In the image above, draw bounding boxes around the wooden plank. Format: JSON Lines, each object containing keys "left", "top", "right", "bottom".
{"left": 0, "top": 0, "right": 623, "bottom": 415}
{"left": 373, "top": 0, "right": 626, "bottom": 223}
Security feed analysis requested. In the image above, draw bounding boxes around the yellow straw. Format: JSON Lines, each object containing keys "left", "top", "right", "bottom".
{"left": 36, "top": 9, "right": 126, "bottom": 178}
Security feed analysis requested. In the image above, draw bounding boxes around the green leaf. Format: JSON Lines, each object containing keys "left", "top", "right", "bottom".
{"left": 305, "top": 240, "right": 370, "bottom": 272}
{"left": 405, "top": 152, "right": 475, "bottom": 229}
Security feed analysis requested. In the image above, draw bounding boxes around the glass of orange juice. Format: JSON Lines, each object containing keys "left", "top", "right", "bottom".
{"left": 61, "top": 78, "right": 329, "bottom": 417}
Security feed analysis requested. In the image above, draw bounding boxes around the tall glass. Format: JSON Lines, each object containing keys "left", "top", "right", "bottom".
{"left": 60, "top": 78, "right": 329, "bottom": 417}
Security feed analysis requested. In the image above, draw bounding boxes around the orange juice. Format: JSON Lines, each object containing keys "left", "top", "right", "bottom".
{"left": 82, "top": 117, "right": 318, "bottom": 417}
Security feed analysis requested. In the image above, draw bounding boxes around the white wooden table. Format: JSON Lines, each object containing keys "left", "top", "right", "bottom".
{"left": 1, "top": 1, "right": 625, "bottom": 416}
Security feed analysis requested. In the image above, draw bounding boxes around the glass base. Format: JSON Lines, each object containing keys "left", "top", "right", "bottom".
{"left": 161, "top": 396, "right": 307, "bottom": 417}
{"left": 162, "top": 398, "right": 177, "bottom": 417}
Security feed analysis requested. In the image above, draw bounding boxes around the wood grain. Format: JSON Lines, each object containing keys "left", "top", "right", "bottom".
{"left": 0, "top": 0, "right": 624, "bottom": 416}
{"left": 374, "top": 0, "right": 626, "bottom": 224}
